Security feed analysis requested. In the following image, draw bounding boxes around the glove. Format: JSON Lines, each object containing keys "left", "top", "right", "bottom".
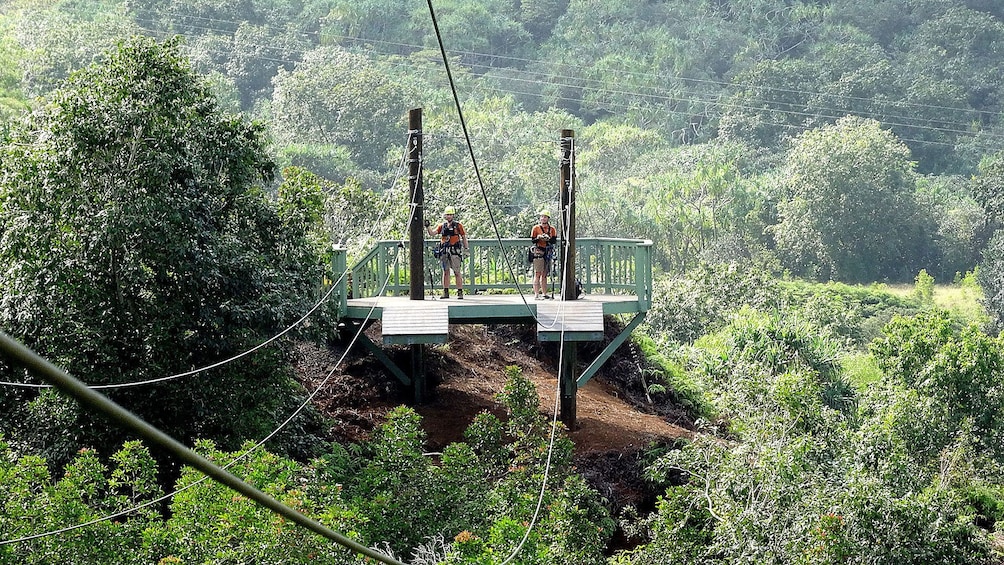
{"left": 424, "top": 219, "right": 430, "bottom": 227}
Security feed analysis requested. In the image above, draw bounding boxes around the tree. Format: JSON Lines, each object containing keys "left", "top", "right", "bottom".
{"left": 534, "top": 0, "right": 742, "bottom": 135}
{"left": 8, "top": 3, "right": 137, "bottom": 97}
{"left": 0, "top": 36, "right": 325, "bottom": 466}
{"left": 891, "top": 6, "right": 1004, "bottom": 173}
{"left": 978, "top": 231, "right": 1004, "bottom": 334}
{"left": 771, "top": 116, "right": 932, "bottom": 282}
{"left": 270, "top": 46, "right": 413, "bottom": 171}
{"left": 971, "top": 152, "right": 1004, "bottom": 331}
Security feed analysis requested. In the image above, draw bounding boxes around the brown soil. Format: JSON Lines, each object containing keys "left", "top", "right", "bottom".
{"left": 292, "top": 322, "right": 694, "bottom": 508}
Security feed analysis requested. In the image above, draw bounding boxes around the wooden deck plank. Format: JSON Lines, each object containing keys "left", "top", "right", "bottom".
{"left": 381, "top": 300, "right": 449, "bottom": 345}
{"left": 536, "top": 300, "right": 605, "bottom": 341}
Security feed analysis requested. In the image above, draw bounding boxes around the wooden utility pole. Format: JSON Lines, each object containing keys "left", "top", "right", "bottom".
{"left": 559, "top": 130, "right": 577, "bottom": 301}
{"left": 558, "top": 129, "right": 577, "bottom": 428}
{"left": 407, "top": 108, "right": 426, "bottom": 404}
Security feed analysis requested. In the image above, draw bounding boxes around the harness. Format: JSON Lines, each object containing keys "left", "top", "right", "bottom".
{"left": 436, "top": 221, "right": 463, "bottom": 258}
{"left": 530, "top": 223, "right": 556, "bottom": 261}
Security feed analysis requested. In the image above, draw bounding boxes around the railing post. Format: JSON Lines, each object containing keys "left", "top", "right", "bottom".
{"left": 332, "top": 244, "right": 347, "bottom": 317}
{"left": 635, "top": 241, "right": 652, "bottom": 310}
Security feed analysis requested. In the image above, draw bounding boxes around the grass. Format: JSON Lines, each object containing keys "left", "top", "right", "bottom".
{"left": 841, "top": 352, "right": 883, "bottom": 389}
{"left": 884, "top": 283, "right": 988, "bottom": 326}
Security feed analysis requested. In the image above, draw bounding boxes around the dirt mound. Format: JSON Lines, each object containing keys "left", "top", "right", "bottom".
{"left": 292, "top": 322, "right": 694, "bottom": 508}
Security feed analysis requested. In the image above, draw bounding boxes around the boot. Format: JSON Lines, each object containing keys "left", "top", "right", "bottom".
{"left": 441, "top": 289, "right": 449, "bottom": 299}
{"left": 457, "top": 288, "right": 464, "bottom": 300}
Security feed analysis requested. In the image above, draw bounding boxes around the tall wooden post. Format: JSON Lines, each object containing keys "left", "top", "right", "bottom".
{"left": 407, "top": 108, "right": 426, "bottom": 404}
{"left": 558, "top": 129, "right": 577, "bottom": 428}
{"left": 559, "top": 129, "right": 577, "bottom": 301}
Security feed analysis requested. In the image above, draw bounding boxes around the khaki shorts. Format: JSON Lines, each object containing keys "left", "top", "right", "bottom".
{"left": 532, "top": 257, "right": 551, "bottom": 275}
{"left": 441, "top": 253, "right": 462, "bottom": 274}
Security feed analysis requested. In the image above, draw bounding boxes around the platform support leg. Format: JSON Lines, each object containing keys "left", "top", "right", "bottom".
{"left": 411, "top": 344, "right": 426, "bottom": 404}
{"left": 559, "top": 341, "right": 577, "bottom": 430}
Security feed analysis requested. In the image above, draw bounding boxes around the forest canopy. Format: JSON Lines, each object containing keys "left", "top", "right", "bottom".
{"left": 4, "top": 1, "right": 1004, "bottom": 564}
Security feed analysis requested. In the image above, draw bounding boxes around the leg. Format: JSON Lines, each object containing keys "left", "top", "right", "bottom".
{"left": 441, "top": 264, "right": 450, "bottom": 297}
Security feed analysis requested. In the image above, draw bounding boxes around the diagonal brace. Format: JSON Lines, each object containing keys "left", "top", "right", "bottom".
{"left": 352, "top": 331, "right": 411, "bottom": 386}
{"left": 576, "top": 311, "right": 647, "bottom": 389}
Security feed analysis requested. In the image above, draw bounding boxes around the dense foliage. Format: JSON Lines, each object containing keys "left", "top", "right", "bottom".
{"left": 2, "top": 1, "right": 1004, "bottom": 285}
{"left": 3, "top": 1, "right": 1004, "bottom": 564}
{"left": 613, "top": 311, "right": 1003, "bottom": 564}
{"left": 0, "top": 36, "right": 326, "bottom": 466}
{"left": 0, "top": 368, "right": 614, "bottom": 565}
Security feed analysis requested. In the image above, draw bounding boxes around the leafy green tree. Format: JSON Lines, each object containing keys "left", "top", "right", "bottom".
{"left": 913, "top": 174, "right": 984, "bottom": 280}
{"left": 891, "top": 6, "right": 1004, "bottom": 173}
{"left": 623, "top": 308, "right": 997, "bottom": 565}
{"left": 534, "top": 0, "right": 741, "bottom": 134}
{"left": 271, "top": 45, "right": 412, "bottom": 170}
{"left": 579, "top": 136, "right": 766, "bottom": 271}
{"left": 0, "top": 36, "right": 324, "bottom": 465}
{"left": 970, "top": 152, "right": 1004, "bottom": 330}
{"left": 411, "top": 0, "right": 532, "bottom": 67}
{"left": 8, "top": 3, "right": 137, "bottom": 97}
{"left": 717, "top": 56, "right": 822, "bottom": 149}
{"left": 0, "top": 15, "right": 30, "bottom": 122}
{"left": 972, "top": 151, "right": 1004, "bottom": 241}
{"left": 771, "top": 116, "right": 932, "bottom": 282}
{"left": 322, "top": 0, "right": 416, "bottom": 51}
{"left": 0, "top": 439, "right": 164, "bottom": 565}
{"left": 871, "top": 312, "right": 1004, "bottom": 462}
{"left": 978, "top": 231, "right": 1004, "bottom": 333}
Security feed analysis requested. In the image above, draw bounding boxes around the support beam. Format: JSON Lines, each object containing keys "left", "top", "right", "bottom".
{"left": 559, "top": 130, "right": 576, "bottom": 301}
{"left": 408, "top": 107, "right": 425, "bottom": 300}
{"left": 558, "top": 129, "right": 578, "bottom": 429}
{"left": 577, "top": 312, "right": 647, "bottom": 388}
{"left": 407, "top": 108, "right": 427, "bottom": 403}
{"left": 559, "top": 341, "right": 577, "bottom": 429}
{"left": 352, "top": 331, "right": 411, "bottom": 386}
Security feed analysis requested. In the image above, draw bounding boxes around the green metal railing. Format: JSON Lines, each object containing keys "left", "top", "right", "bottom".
{"left": 335, "top": 237, "right": 652, "bottom": 309}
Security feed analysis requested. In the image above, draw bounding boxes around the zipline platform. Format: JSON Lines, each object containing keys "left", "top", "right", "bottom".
{"left": 346, "top": 293, "right": 635, "bottom": 345}
{"left": 331, "top": 237, "right": 653, "bottom": 402}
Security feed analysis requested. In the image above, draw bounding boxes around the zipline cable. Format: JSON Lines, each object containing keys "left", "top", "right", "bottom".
{"left": 425, "top": 0, "right": 564, "bottom": 326}
{"left": 425, "top": 4, "right": 574, "bottom": 562}
{"left": 0, "top": 330, "right": 406, "bottom": 565}
{"left": 497, "top": 194, "right": 575, "bottom": 565}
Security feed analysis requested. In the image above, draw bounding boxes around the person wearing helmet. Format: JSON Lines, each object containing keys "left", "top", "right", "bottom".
{"left": 425, "top": 206, "right": 469, "bottom": 298}
{"left": 530, "top": 209, "right": 557, "bottom": 299}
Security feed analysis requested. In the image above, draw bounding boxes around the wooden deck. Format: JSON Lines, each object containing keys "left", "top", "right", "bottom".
{"left": 345, "top": 292, "right": 641, "bottom": 345}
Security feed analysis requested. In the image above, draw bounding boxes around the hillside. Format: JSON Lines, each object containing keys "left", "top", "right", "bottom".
{"left": 292, "top": 322, "right": 694, "bottom": 509}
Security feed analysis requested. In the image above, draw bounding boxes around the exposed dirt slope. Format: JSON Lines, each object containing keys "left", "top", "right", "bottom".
{"left": 292, "top": 322, "right": 694, "bottom": 508}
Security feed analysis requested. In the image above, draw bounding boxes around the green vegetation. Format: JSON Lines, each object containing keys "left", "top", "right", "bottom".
{"left": 0, "top": 368, "right": 614, "bottom": 564}
{"left": 3, "top": 1, "right": 1004, "bottom": 563}
{"left": 620, "top": 312, "right": 1004, "bottom": 564}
